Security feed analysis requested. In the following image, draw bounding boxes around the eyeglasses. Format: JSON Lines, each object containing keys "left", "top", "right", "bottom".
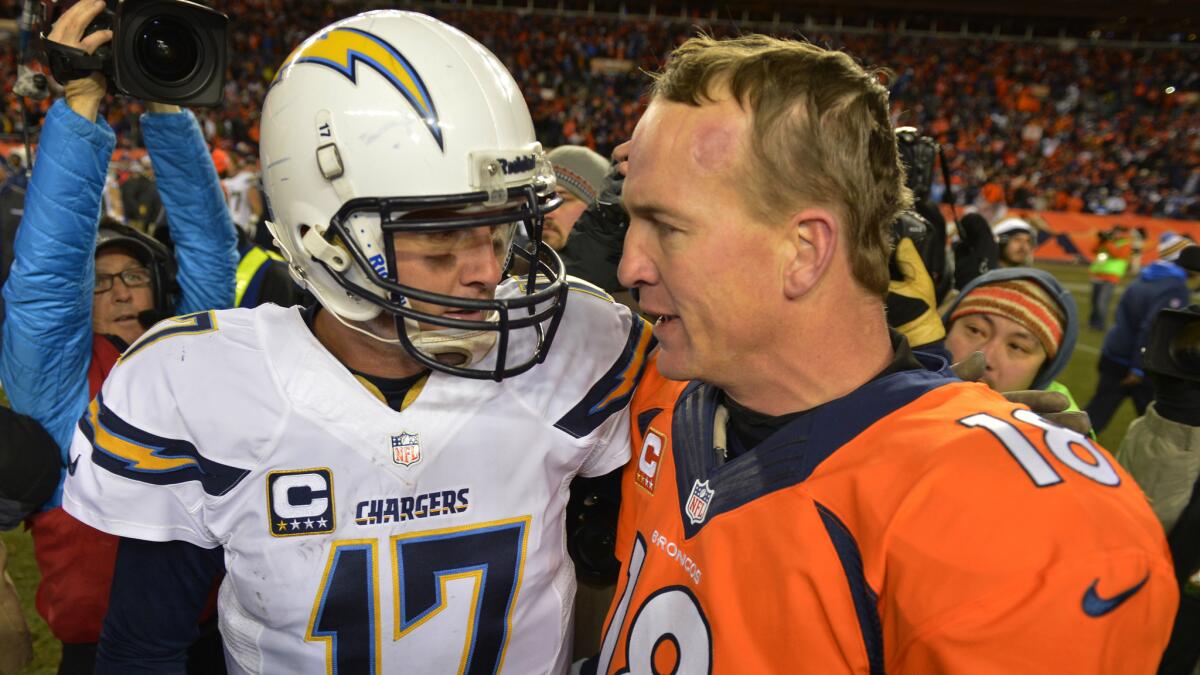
{"left": 94, "top": 267, "right": 152, "bottom": 294}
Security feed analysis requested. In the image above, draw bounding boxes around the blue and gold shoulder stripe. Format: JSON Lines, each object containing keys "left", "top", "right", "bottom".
{"left": 554, "top": 316, "right": 656, "bottom": 439}
{"left": 78, "top": 392, "right": 250, "bottom": 497}
{"left": 119, "top": 311, "right": 218, "bottom": 363}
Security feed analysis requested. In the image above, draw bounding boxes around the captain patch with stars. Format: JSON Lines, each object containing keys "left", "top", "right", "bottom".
{"left": 267, "top": 468, "right": 336, "bottom": 537}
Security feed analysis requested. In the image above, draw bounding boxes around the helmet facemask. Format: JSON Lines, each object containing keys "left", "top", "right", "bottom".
{"left": 299, "top": 183, "right": 568, "bottom": 381}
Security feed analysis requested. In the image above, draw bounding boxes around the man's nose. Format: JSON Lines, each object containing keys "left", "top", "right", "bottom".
{"left": 617, "top": 222, "right": 659, "bottom": 290}
{"left": 460, "top": 235, "right": 504, "bottom": 288}
{"left": 109, "top": 277, "right": 135, "bottom": 301}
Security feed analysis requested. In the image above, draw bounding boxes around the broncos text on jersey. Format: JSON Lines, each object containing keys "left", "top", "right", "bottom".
{"left": 600, "top": 352, "right": 1177, "bottom": 674}
{"left": 64, "top": 277, "right": 653, "bottom": 675}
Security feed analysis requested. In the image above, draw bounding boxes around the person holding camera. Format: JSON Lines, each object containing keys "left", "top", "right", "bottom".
{"left": 1113, "top": 243, "right": 1200, "bottom": 675}
{"left": 1085, "top": 232, "right": 1196, "bottom": 434}
{"left": 0, "top": 1, "right": 236, "bottom": 671}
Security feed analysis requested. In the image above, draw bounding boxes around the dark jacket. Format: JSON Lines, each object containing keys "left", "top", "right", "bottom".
{"left": 1102, "top": 261, "right": 1191, "bottom": 375}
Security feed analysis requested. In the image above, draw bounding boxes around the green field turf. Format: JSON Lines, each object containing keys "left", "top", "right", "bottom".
{"left": 0, "top": 261, "right": 1149, "bottom": 672}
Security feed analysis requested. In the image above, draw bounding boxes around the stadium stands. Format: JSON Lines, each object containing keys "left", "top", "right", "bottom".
{"left": 2, "top": 0, "right": 1197, "bottom": 219}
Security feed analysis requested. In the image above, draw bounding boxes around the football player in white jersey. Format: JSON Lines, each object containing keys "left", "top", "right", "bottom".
{"left": 221, "top": 155, "right": 263, "bottom": 239}
{"left": 63, "top": 11, "right": 652, "bottom": 674}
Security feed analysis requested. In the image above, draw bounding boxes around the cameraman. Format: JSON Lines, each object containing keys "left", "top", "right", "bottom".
{"left": 0, "top": 1, "right": 235, "bottom": 671}
{"left": 1113, "top": 243, "right": 1200, "bottom": 675}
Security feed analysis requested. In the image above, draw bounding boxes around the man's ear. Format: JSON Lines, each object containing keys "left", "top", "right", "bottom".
{"left": 783, "top": 208, "right": 837, "bottom": 299}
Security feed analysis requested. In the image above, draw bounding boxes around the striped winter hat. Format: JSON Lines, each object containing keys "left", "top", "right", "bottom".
{"left": 950, "top": 279, "right": 1066, "bottom": 358}
{"left": 1158, "top": 232, "right": 1195, "bottom": 263}
{"left": 547, "top": 145, "right": 609, "bottom": 204}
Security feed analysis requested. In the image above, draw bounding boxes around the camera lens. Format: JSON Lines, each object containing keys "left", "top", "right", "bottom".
{"left": 135, "top": 17, "right": 200, "bottom": 84}
{"left": 1169, "top": 319, "right": 1200, "bottom": 373}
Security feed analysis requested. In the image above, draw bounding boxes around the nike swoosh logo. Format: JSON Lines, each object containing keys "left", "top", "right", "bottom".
{"left": 67, "top": 454, "right": 80, "bottom": 476}
{"left": 1082, "top": 574, "right": 1150, "bottom": 617}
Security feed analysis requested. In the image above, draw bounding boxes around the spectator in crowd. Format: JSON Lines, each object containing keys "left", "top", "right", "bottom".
{"left": 596, "top": 32, "right": 1175, "bottom": 674}
{"left": 1085, "top": 232, "right": 1196, "bottom": 433}
{"left": 0, "top": 2, "right": 236, "bottom": 671}
{"left": 7, "top": 2, "right": 1197, "bottom": 221}
{"left": 221, "top": 152, "right": 263, "bottom": 240}
{"left": 1089, "top": 224, "right": 1134, "bottom": 331}
{"left": 119, "top": 155, "right": 163, "bottom": 235}
{"left": 992, "top": 216, "right": 1037, "bottom": 268}
{"left": 219, "top": 151, "right": 303, "bottom": 308}
{"left": 942, "top": 268, "right": 1084, "bottom": 410}
{"left": 545, "top": 145, "right": 609, "bottom": 251}
{"left": 3, "top": 150, "right": 27, "bottom": 193}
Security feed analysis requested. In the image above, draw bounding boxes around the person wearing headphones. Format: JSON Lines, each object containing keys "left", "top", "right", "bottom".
{"left": 0, "top": 2, "right": 236, "bottom": 670}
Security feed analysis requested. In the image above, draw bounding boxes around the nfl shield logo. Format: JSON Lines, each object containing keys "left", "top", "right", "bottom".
{"left": 391, "top": 432, "right": 421, "bottom": 466}
{"left": 685, "top": 479, "right": 715, "bottom": 525}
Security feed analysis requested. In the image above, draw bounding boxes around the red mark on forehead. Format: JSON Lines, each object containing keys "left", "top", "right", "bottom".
{"left": 689, "top": 121, "right": 741, "bottom": 173}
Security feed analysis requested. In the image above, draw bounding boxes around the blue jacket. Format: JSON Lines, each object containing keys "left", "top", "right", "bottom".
{"left": 1102, "top": 261, "right": 1192, "bottom": 375}
{"left": 0, "top": 100, "right": 236, "bottom": 507}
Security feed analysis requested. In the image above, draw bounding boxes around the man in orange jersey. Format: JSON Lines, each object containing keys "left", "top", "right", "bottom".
{"left": 587, "top": 34, "right": 1178, "bottom": 674}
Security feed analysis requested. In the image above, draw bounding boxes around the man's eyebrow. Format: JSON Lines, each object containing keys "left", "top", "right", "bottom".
{"left": 622, "top": 198, "right": 685, "bottom": 221}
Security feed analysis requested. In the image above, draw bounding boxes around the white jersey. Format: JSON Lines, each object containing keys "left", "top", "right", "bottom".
{"left": 64, "top": 279, "right": 653, "bottom": 675}
{"left": 222, "top": 170, "right": 259, "bottom": 236}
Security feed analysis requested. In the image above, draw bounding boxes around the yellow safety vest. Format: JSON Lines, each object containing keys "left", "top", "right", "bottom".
{"left": 1089, "top": 238, "right": 1131, "bottom": 279}
{"left": 235, "top": 246, "right": 285, "bottom": 307}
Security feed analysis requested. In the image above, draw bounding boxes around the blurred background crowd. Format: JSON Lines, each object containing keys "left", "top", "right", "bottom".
{"left": 0, "top": 0, "right": 1198, "bottom": 672}
{"left": 1, "top": 0, "right": 1199, "bottom": 220}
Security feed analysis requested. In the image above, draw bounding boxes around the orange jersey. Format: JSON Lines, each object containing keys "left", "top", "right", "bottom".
{"left": 601, "top": 354, "right": 1177, "bottom": 674}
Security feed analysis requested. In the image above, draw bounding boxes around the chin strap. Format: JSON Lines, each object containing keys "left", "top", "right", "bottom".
{"left": 324, "top": 308, "right": 499, "bottom": 369}
{"left": 408, "top": 319, "right": 499, "bottom": 368}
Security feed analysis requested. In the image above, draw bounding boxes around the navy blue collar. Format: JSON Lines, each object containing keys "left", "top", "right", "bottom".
{"left": 671, "top": 338, "right": 956, "bottom": 538}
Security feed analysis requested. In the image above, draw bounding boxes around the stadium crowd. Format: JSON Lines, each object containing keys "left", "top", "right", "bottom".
{"left": 0, "top": 1, "right": 1198, "bottom": 673}
{"left": 2, "top": 1, "right": 1199, "bottom": 219}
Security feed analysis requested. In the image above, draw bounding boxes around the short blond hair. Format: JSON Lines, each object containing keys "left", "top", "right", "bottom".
{"left": 650, "top": 34, "right": 911, "bottom": 297}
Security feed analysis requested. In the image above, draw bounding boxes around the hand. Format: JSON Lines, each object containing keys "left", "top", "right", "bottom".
{"left": 951, "top": 351, "right": 1093, "bottom": 436}
{"left": 145, "top": 102, "right": 182, "bottom": 114}
{"left": 886, "top": 235, "right": 945, "bottom": 348}
{"left": 1120, "top": 372, "right": 1143, "bottom": 388}
{"left": 46, "top": 0, "right": 113, "bottom": 122}
{"left": 1001, "top": 390, "right": 1093, "bottom": 436}
{"left": 949, "top": 351, "right": 986, "bottom": 382}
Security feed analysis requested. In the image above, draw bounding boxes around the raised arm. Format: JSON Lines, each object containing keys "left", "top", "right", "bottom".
{"left": 0, "top": 4, "right": 116, "bottom": 454}
{"left": 142, "top": 108, "right": 237, "bottom": 315}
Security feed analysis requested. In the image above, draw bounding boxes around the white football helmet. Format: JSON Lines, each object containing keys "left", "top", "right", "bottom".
{"left": 261, "top": 10, "right": 567, "bottom": 380}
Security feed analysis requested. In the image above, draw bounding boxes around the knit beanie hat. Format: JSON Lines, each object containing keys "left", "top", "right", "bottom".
{"left": 949, "top": 278, "right": 1066, "bottom": 358}
{"left": 1158, "top": 231, "right": 1194, "bottom": 262}
{"left": 547, "top": 145, "right": 609, "bottom": 204}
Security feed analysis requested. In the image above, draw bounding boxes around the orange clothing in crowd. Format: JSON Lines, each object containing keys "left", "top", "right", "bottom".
{"left": 981, "top": 182, "right": 1005, "bottom": 206}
